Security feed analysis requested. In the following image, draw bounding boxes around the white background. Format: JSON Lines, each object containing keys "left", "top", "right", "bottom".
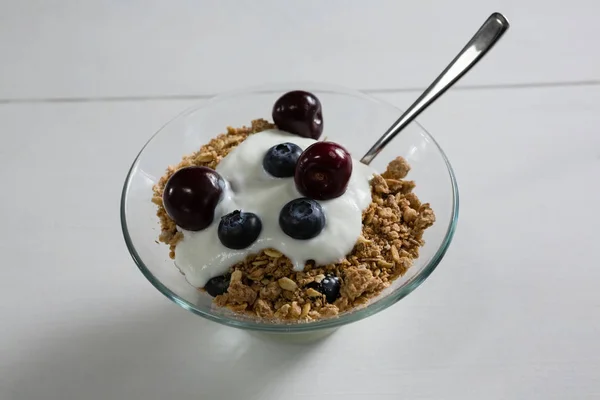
{"left": 1, "top": 1, "right": 599, "bottom": 399}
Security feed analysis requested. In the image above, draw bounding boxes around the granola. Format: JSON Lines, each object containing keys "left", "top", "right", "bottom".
{"left": 152, "top": 119, "right": 435, "bottom": 321}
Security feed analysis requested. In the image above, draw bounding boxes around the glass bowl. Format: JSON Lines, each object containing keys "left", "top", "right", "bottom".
{"left": 121, "top": 82, "right": 458, "bottom": 333}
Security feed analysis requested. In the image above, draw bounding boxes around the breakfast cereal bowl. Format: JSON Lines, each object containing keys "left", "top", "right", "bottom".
{"left": 120, "top": 82, "right": 458, "bottom": 333}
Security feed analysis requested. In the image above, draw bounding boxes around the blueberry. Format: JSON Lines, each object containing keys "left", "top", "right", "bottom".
{"left": 305, "top": 275, "right": 341, "bottom": 303}
{"left": 279, "top": 198, "right": 325, "bottom": 240}
{"left": 320, "top": 275, "right": 341, "bottom": 303}
{"left": 218, "top": 210, "right": 262, "bottom": 249}
{"left": 263, "top": 142, "right": 303, "bottom": 177}
{"left": 204, "top": 275, "right": 230, "bottom": 297}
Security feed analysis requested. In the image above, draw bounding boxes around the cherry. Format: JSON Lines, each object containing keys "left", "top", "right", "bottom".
{"left": 294, "top": 142, "right": 353, "bottom": 200}
{"left": 162, "top": 166, "right": 224, "bottom": 231}
{"left": 272, "top": 91, "right": 323, "bottom": 140}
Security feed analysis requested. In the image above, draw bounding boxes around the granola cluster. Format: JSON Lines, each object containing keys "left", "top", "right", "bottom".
{"left": 152, "top": 119, "right": 435, "bottom": 321}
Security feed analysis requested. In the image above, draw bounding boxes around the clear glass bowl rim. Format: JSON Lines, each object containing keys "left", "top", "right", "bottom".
{"left": 120, "top": 81, "right": 459, "bottom": 333}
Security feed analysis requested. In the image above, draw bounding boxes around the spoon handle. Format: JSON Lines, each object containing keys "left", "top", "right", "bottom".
{"left": 360, "top": 12, "right": 510, "bottom": 165}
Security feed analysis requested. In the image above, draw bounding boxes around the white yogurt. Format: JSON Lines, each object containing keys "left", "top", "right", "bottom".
{"left": 174, "top": 129, "right": 375, "bottom": 287}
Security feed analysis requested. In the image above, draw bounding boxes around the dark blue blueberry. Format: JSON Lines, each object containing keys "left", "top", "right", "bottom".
{"left": 305, "top": 275, "right": 341, "bottom": 303}
{"left": 218, "top": 210, "right": 262, "bottom": 249}
{"left": 279, "top": 198, "right": 325, "bottom": 240}
{"left": 204, "top": 275, "right": 230, "bottom": 297}
{"left": 263, "top": 142, "right": 303, "bottom": 177}
{"left": 320, "top": 275, "right": 341, "bottom": 303}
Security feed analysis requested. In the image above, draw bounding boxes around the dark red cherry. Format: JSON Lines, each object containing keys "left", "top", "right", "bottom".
{"left": 162, "top": 166, "right": 224, "bottom": 231}
{"left": 272, "top": 90, "right": 323, "bottom": 140}
{"left": 294, "top": 142, "right": 352, "bottom": 200}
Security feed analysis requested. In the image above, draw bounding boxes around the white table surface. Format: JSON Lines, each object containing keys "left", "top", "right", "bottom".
{"left": 1, "top": 2, "right": 599, "bottom": 400}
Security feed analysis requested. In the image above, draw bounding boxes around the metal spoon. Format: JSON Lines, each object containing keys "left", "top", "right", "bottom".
{"left": 360, "top": 12, "right": 510, "bottom": 165}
